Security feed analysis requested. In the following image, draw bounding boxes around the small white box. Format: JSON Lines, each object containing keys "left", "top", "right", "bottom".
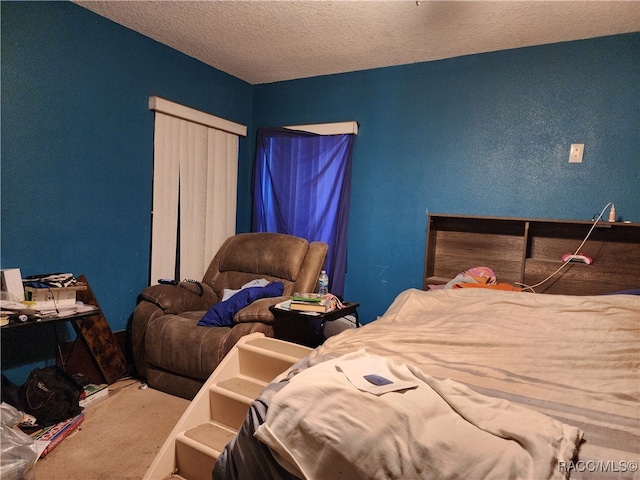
{"left": 1, "top": 268, "right": 24, "bottom": 302}
{"left": 24, "top": 285, "right": 87, "bottom": 310}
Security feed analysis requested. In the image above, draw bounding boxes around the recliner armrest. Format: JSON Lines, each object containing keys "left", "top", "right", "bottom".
{"left": 139, "top": 282, "right": 216, "bottom": 314}
{"left": 234, "top": 295, "right": 289, "bottom": 324}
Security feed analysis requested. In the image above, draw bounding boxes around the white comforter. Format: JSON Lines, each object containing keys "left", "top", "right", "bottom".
{"left": 256, "top": 350, "right": 582, "bottom": 480}
{"left": 258, "top": 288, "right": 640, "bottom": 479}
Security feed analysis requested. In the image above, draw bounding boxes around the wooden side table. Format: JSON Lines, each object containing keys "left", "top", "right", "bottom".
{"left": 270, "top": 302, "right": 360, "bottom": 348}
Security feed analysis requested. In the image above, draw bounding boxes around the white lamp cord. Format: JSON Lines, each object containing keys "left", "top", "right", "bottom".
{"left": 519, "top": 202, "right": 613, "bottom": 293}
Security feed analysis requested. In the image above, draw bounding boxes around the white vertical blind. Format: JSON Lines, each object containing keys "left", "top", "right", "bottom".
{"left": 149, "top": 98, "right": 245, "bottom": 284}
{"left": 150, "top": 113, "right": 180, "bottom": 282}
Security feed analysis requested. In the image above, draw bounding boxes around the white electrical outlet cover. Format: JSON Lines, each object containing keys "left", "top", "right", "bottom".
{"left": 569, "top": 144, "right": 584, "bottom": 163}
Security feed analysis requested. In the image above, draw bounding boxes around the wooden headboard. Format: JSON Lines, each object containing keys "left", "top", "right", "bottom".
{"left": 424, "top": 214, "right": 640, "bottom": 295}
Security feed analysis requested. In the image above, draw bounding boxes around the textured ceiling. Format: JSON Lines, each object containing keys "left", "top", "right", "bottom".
{"left": 75, "top": 1, "right": 640, "bottom": 85}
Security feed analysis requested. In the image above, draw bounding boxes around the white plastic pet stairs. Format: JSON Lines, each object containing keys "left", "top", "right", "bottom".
{"left": 144, "top": 333, "right": 312, "bottom": 480}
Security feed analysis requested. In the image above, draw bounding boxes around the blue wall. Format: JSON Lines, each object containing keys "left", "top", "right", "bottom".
{"left": 253, "top": 34, "right": 639, "bottom": 323}
{"left": 1, "top": 1, "right": 252, "bottom": 382}
{"left": 2, "top": 1, "right": 638, "bottom": 382}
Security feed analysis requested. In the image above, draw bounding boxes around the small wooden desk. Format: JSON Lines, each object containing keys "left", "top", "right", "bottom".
{"left": 2, "top": 306, "right": 98, "bottom": 330}
{"left": 2, "top": 307, "right": 96, "bottom": 371}
{"left": 1, "top": 276, "right": 128, "bottom": 384}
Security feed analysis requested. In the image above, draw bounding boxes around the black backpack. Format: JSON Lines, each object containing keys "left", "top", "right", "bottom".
{"left": 16, "top": 366, "right": 84, "bottom": 426}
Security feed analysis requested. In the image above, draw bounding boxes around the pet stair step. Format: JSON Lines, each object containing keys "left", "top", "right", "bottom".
{"left": 174, "top": 428, "right": 222, "bottom": 480}
{"left": 241, "top": 336, "right": 312, "bottom": 363}
{"left": 183, "top": 421, "right": 237, "bottom": 454}
{"left": 144, "top": 333, "right": 313, "bottom": 480}
{"left": 214, "top": 376, "right": 267, "bottom": 401}
{"left": 208, "top": 385, "right": 254, "bottom": 430}
{"left": 237, "top": 336, "right": 311, "bottom": 383}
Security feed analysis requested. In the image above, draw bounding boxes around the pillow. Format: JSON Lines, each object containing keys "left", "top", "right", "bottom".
{"left": 445, "top": 266, "right": 496, "bottom": 289}
{"left": 198, "top": 282, "right": 285, "bottom": 327}
{"left": 222, "top": 278, "right": 270, "bottom": 301}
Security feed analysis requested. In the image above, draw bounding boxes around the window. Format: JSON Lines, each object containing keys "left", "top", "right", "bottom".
{"left": 252, "top": 123, "right": 357, "bottom": 296}
{"left": 148, "top": 97, "right": 246, "bottom": 284}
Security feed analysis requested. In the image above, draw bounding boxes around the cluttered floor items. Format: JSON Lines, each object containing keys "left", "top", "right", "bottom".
{"left": 37, "top": 379, "right": 190, "bottom": 480}
{"left": 1, "top": 366, "right": 109, "bottom": 479}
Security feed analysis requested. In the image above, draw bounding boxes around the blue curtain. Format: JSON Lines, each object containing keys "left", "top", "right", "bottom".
{"left": 252, "top": 127, "right": 355, "bottom": 297}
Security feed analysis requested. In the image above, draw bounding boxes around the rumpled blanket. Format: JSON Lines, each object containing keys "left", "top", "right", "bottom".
{"left": 197, "top": 281, "right": 284, "bottom": 327}
{"left": 254, "top": 350, "right": 582, "bottom": 480}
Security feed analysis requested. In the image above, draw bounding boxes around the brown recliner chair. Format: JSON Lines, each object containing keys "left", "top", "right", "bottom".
{"left": 131, "top": 232, "right": 328, "bottom": 399}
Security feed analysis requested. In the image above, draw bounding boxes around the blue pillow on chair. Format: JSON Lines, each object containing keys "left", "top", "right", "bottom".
{"left": 198, "top": 282, "right": 285, "bottom": 327}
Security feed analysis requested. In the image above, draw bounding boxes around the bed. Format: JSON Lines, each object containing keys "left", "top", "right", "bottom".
{"left": 214, "top": 215, "right": 640, "bottom": 480}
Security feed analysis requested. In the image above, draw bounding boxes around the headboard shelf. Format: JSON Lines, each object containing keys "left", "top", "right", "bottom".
{"left": 424, "top": 214, "right": 640, "bottom": 295}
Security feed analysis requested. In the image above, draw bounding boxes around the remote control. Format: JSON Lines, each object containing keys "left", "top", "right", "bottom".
{"left": 158, "top": 278, "right": 179, "bottom": 285}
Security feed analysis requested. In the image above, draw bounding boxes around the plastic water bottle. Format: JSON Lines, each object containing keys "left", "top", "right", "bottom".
{"left": 318, "top": 270, "right": 329, "bottom": 295}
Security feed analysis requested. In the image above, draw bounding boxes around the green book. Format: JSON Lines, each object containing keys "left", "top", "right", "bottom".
{"left": 291, "top": 293, "right": 323, "bottom": 303}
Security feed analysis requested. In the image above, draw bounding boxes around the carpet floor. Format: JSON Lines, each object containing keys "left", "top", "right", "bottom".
{"left": 34, "top": 379, "right": 190, "bottom": 480}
